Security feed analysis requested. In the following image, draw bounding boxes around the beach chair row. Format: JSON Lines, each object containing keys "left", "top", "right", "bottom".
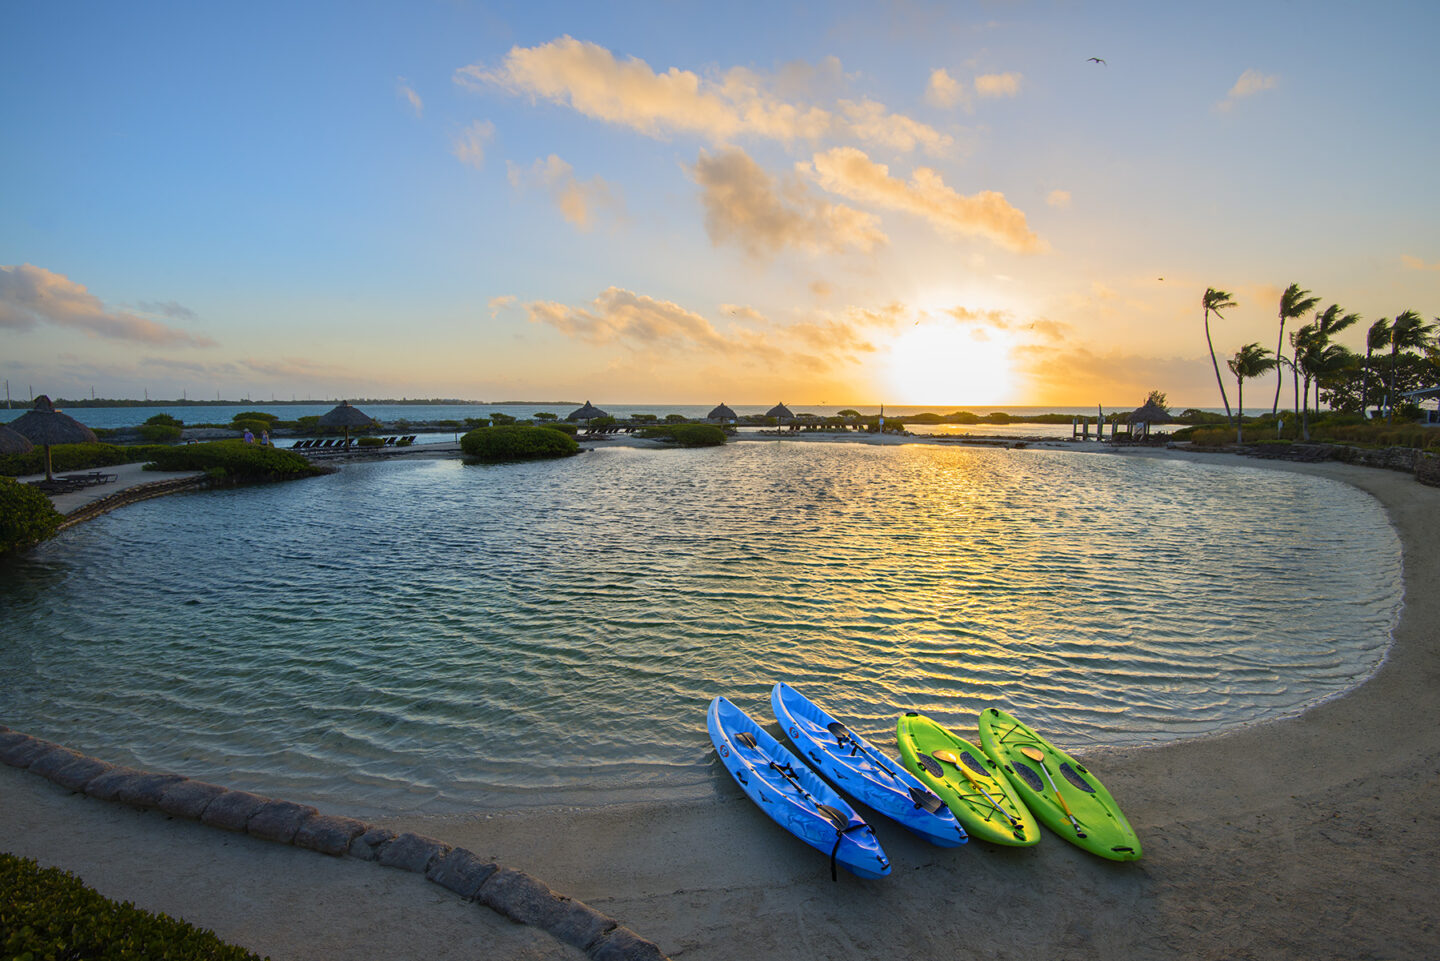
{"left": 289, "top": 435, "right": 417, "bottom": 451}
{"left": 27, "top": 471, "right": 119, "bottom": 493}
{"left": 580, "top": 425, "right": 635, "bottom": 436}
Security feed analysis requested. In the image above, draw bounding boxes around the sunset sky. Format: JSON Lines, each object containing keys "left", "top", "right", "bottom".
{"left": 3, "top": 1, "right": 1438, "bottom": 407}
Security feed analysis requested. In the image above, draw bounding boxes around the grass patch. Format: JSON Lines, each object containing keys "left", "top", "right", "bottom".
{"left": 0, "top": 852, "right": 268, "bottom": 960}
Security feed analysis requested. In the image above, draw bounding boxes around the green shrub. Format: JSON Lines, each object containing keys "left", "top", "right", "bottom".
{"left": 231, "top": 419, "right": 271, "bottom": 436}
{"left": 463, "top": 417, "right": 491, "bottom": 428}
{"left": 138, "top": 423, "right": 183, "bottom": 443}
{"left": 232, "top": 411, "right": 280, "bottom": 424}
{"left": 460, "top": 425, "right": 579, "bottom": 462}
{"left": 144, "top": 441, "right": 325, "bottom": 480}
{"left": 637, "top": 424, "right": 727, "bottom": 447}
{"left": 489, "top": 412, "right": 517, "bottom": 426}
{"left": 396, "top": 436, "right": 413, "bottom": 447}
{"left": 541, "top": 421, "right": 578, "bottom": 435}
{"left": 0, "top": 476, "right": 63, "bottom": 554}
{"left": 946, "top": 411, "right": 981, "bottom": 424}
{"left": 357, "top": 436, "right": 385, "bottom": 448}
{"left": 0, "top": 443, "right": 171, "bottom": 477}
{"left": 664, "top": 414, "right": 687, "bottom": 423}
{"left": 144, "top": 413, "right": 183, "bottom": 427}
{"left": 0, "top": 853, "right": 267, "bottom": 960}
{"left": 296, "top": 415, "right": 320, "bottom": 430}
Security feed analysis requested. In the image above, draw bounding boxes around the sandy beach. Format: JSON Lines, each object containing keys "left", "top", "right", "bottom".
{"left": 4, "top": 445, "right": 1437, "bottom": 960}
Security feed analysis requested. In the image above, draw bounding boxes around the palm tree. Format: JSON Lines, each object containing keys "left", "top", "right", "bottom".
{"left": 1388, "top": 311, "right": 1440, "bottom": 422}
{"left": 1294, "top": 304, "right": 1360, "bottom": 431}
{"left": 1272, "top": 283, "right": 1320, "bottom": 419}
{"left": 1360, "top": 318, "right": 1390, "bottom": 416}
{"left": 1229, "top": 343, "right": 1278, "bottom": 443}
{"left": 1202, "top": 288, "right": 1237, "bottom": 425}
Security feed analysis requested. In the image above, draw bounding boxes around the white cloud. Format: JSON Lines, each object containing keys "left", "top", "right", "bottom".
{"left": 452, "top": 120, "right": 494, "bottom": 169}
{"left": 1401, "top": 254, "right": 1440, "bottom": 272}
{"left": 1217, "top": 69, "right": 1278, "bottom": 111}
{"left": 508, "top": 155, "right": 621, "bottom": 230}
{"left": 1046, "top": 189, "right": 1071, "bottom": 208}
{"left": 488, "top": 295, "right": 517, "bottom": 317}
{"left": 397, "top": 77, "right": 423, "bottom": 117}
{"left": 525, "top": 287, "right": 734, "bottom": 351}
{"left": 800, "top": 147, "right": 1045, "bottom": 253}
{"left": 692, "top": 147, "right": 886, "bottom": 259}
{"left": 0, "top": 264, "right": 215, "bottom": 347}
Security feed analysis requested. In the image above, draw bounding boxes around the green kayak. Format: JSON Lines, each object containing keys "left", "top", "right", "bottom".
{"left": 895, "top": 712, "right": 1038, "bottom": 846}
{"left": 977, "top": 707, "right": 1142, "bottom": 861}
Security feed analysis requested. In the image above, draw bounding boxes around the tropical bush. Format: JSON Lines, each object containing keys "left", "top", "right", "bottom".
{"left": 0, "top": 853, "right": 267, "bottom": 960}
{"left": 540, "top": 421, "right": 578, "bottom": 435}
{"left": 230, "top": 419, "right": 271, "bottom": 436}
{"left": 638, "top": 424, "right": 727, "bottom": 447}
{"left": 0, "top": 476, "right": 64, "bottom": 554}
{"left": 0, "top": 443, "right": 171, "bottom": 477}
{"left": 357, "top": 436, "right": 385, "bottom": 448}
{"left": 460, "top": 425, "right": 579, "bottom": 461}
{"left": 232, "top": 411, "right": 280, "bottom": 424}
{"left": 144, "top": 413, "right": 183, "bottom": 427}
{"left": 144, "top": 441, "right": 325, "bottom": 480}
{"left": 138, "top": 423, "right": 183, "bottom": 443}
{"left": 489, "top": 412, "right": 517, "bottom": 426}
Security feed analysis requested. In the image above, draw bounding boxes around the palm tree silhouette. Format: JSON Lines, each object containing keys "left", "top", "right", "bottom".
{"left": 1360, "top": 318, "right": 1391, "bottom": 416}
{"left": 1387, "top": 311, "right": 1440, "bottom": 422}
{"left": 1229, "top": 343, "right": 1277, "bottom": 443}
{"left": 1272, "top": 284, "right": 1320, "bottom": 419}
{"left": 1203, "top": 288, "right": 1237, "bottom": 427}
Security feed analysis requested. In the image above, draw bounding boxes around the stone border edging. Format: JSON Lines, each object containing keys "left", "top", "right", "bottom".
{"left": 57, "top": 476, "right": 208, "bottom": 530}
{"left": 0, "top": 725, "right": 668, "bottom": 961}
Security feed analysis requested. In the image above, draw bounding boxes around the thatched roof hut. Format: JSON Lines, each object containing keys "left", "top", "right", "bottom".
{"left": 7, "top": 396, "right": 98, "bottom": 479}
{"left": 764, "top": 402, "right": 794, "bottom": 422}
{"left": 318, "top": 401, "right": 375, "bottom": 448}
{"left": 318, "top": 401, "right": 375, "bottom": 428}
{"left": 567, "top": 401, "right": 609, "bottom": 421}
{"left": 0, "top": 423, "right": 34, "bottom": 455}
{"left": 1126, "top": 401, "right": 1173, "bottom": 425}
{"left": 706, "top": 403, "right": 737, "bottom": 423}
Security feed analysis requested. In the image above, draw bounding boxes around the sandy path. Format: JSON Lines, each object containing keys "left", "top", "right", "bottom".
{"left": 4, "top": 448, "right": 1436, "bottom": 959}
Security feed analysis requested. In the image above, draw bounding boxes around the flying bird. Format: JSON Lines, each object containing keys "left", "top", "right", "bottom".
{"left": 1088, "top": 57, "right": 1107, "bottom": 65}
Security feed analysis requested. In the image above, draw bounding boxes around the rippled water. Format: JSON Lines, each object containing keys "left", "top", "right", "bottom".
{"left": 0, "top": 443, "right": 1400, "bottom": 815}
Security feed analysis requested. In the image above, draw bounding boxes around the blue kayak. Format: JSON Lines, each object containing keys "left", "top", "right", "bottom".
{"left": 708, "top": 696, "right": 891, "bottom": 880}
{"left": 771, "top": 683, "right": 967, "bottom": 848}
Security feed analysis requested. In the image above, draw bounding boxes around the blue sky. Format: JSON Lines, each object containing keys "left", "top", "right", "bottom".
{"left": 3, "top": 1, "right": 1438, "bottom": 405}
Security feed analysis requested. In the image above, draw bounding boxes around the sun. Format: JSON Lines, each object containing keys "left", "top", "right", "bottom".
{"left": 883, "top": 323, "right": 1017, "bottom": 406}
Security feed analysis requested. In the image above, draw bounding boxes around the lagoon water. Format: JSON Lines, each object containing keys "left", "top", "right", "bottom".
{"left": 0, "top": 442, "right": 1400, "bottom": 815}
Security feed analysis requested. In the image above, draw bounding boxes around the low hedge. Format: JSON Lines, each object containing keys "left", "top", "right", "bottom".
{"left": 460, "top": 424, "right": 579, "bottom": 462}
{"left": 0, "top": 476, "right": 64, "bottom": 554}
{"left": 637, "top": 424, "right": 727, "bottom": 447}
{"left": 0, "top": 443, "right": 172, "bottom": 478}
{"left": 0, "top": 852, "right": 267, "bottom": 960}
{"left": 144, "top": 441, "right": 326, "bottom": 480}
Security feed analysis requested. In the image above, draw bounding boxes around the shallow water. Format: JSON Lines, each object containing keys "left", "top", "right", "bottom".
{"left": 0, "top": 443, "right": 1400, "bottom": 815}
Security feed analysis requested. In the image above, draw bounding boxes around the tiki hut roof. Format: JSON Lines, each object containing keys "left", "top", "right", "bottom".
{"left": 7, "top": 396, "right": 98, "bottom": 446}
{"left": 318, "top": 401, "right": 375, "bottom": 427}
{"left": 0, "top": 423, "right": 34, "bottom": 454}
{"left": 764, "top": 402, "right": 794, "bottom": 421}
{"left": 706, "top": 403, "right": 737, "bottom": 422}
{"left": 1126, "top": 401, "right": 1173, "bottom": 425}
{"left": 567, "top": 401, "right": 609, "bottom": 421}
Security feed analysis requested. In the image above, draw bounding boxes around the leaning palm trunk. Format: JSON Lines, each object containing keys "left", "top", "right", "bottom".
{"left": 1236, "top": 376, "right": 1245, "bottom": 443}
{"left": 1203, "top": 289, "right": 1237, "bottom": 426}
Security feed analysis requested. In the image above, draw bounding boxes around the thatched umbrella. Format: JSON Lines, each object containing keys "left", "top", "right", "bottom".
{"left": 0, "top": 423, "right": 34, "bottom": 455}
{"left": 706, "top": 403, "right": 737, "bottom": 423}
{"left": 764, "top": 402, "right": 794, "bottom": 422}
{"left": 8, "top": 395, "right": 98, "bottom": 480}
{"left": 567, "top": 401, "right": 609, "bottom": 421}
{"left": 318, "top": 401, "right": 376, "bottom": 448}
{"left": 1126, "top": 401, "right": 1173, "bottom": 440}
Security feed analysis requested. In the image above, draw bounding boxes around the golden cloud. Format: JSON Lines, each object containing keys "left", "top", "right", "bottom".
{"left": 452, "top": 120, "right": 494, "bottom": 169}
{"left": 1401, "top": 254, "right": 1440, "bottom": 272}
{"left": 800, "top": 147, "right": 1045, "bottom": 253}
{"left": 524, "top": 287, "right": 735, "bottom": 352}
{"left": 692, "top": 147, "right": 887, "bottom": 258}
{"left": 925, "top": 68, "right": 964, "bottom": 109}
{"left": 974, "top": 72, "right": 1022, "bottom": 98}
{"left": 1046, "top": 189, "right": 1071, "bottom": 208}
{"left": 0, "top": 264, "right": 215, "bottom": 347}
{"left": 458, "top": 37, "right": 947, "bottom": 153}
{"left": 509, "top": 154, "right": 621, "bottom": 230}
